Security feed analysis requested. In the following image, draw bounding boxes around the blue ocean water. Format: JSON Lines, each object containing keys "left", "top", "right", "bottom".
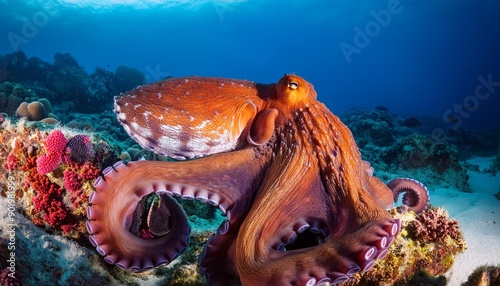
{"left": 0, "top": 0, "right": 499, "bottom": 130}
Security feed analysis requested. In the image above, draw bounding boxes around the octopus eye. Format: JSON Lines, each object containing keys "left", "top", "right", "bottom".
{"left": 288, "top": 81, "right": 299, "bottom": 90}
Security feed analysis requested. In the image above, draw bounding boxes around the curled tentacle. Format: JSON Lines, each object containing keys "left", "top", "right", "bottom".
{"left": 88, "top": 147, "right": 268, "bottom": 276}
{"left": 87, "top": 161, "right": 191, "bottom": 272}
{"left": 388, "top": 178, "right": 430, "bottom": 214}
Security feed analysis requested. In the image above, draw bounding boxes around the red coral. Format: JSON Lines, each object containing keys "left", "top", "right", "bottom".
{"left": 3, "top": 139, "right": 24, "bottom": 171}
{"left": 408, "top": 206, "right": 463, "bottom": 243}
{"left": 63, "top": 161, "right": 100, "bottom": 208}
{"left": 21, "top": 156, "right": 75, "bottom": 231}
{"left": 63, "top": 169, "right": 82, "bottom": 193}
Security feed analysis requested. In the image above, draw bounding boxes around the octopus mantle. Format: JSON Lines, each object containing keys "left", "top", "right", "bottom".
{"left": 86, "top": 74, "right": 429, "bottom": 285}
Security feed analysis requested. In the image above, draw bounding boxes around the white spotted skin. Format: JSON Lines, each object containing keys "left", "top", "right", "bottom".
{"left": 113, "top": 76, "right": 270, "bottom": 160}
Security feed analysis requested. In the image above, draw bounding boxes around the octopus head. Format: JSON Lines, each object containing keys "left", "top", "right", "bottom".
{"left": 275, "top": 74, "right": 317, "bottom": 106}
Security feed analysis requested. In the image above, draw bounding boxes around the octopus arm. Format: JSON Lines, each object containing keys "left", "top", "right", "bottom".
{"left": 362, "top": 161, "right": 395, "bottom": 210}
{"left": 86, "top": 147, "right": 267, "bottom": 272}
{"left": 234, "top": 155, "right": 400, "bottom": 285}
{"left": 388, "top": 178, "right": 430, "bottom": 213}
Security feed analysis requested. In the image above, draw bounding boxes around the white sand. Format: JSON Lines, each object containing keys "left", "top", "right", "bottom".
{"left": 430, "top": 156, "right": 500, "bottom": 285}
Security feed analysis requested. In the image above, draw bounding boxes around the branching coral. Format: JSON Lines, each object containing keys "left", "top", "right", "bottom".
{"left": 408, "top": 206, "right": 464, "bottom": 244}
{"left": 63, "top": 161, "right": 100, "bottom": 212}
{"left": 21, "top": 155, "right": 75, "bottom": 230}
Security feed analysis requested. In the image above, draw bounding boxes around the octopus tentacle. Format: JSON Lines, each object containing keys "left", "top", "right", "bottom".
{"left": 198, "top": 223, "right": 241, "bottom": 284}
{"left": 362, "top": 160, "right": 395, "bottom": 210}
{"left": 233, "top": 152, "right": 399, "bottom": 285}
{"left": 87, "top": 161, "right": 190, "bottom": 271}
{"left": 87, "top": 147, "right": 268, "bottom": 272}
{"left": 388, "top": 178, "right": 430, "bottom": 213}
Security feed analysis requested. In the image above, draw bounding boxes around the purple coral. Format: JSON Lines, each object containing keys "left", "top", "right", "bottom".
{"left": 0, "top": 267, "right": 22, "bottom": 286}
{"left": 64, "top": 134, "right": 95, "bottom": 164}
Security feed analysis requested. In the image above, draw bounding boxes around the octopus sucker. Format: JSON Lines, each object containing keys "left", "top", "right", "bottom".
{"left": 89, "top": 74, "right": 429, "bottom": 285}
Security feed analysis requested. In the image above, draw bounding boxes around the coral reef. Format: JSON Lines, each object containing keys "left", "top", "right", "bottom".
{"left": 360, "top": 132, "right": 473, "bottom": 193}
{"left": 344, "top": 207, "right": 466, "bottom": 285}
{"left": 0, "top": 117, "right": 469, "bottom": 285}
{"left": 0, "top": 82, "right": 30, "bottom": 115}
{"left": 382, "top": 134, "right": 461, "bottom": 174}
{"left": 0, "top": 120, "right": 118, "bottom": 240}
{"left": 114, "top": 65, "right": 147, "bottom": 93}
{"left": 342, "top": 108, "right": 396, "bottom": 147}
{"left": 1, "top": 81, "right": 59, "bottom": 125}
{"left": 446, "top": 128, "right": 499, "bottom": 160}
{"left": 0, "top": 50, "right": 147, "bottom": 114}
{"left": 408, "top": 206, "right": 464, "bottom": 245}
{"left": 402, "top": 116, "right": 422, "bottom": 128}
{"left": 15, "top": 99, "right": 58, "bottom": 124}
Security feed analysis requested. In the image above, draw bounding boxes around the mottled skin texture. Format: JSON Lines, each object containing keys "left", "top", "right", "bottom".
{"left": 86, "top": 75, "right": 428, "bottom": 285}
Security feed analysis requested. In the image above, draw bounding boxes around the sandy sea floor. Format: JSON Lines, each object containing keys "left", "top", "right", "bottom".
{"left": 431, "top": 156, "right": 500, "bottom": 285}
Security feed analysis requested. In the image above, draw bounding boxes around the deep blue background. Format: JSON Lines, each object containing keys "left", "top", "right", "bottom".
{"left": 1, "top": 0, "right": 499, "bottom": 131}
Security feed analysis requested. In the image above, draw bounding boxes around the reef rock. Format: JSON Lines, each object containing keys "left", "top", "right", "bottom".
{"left": 342, "top": 108, "right": 396, "bottom": 148}
{"left": 380, "top": 134, "right": 472, "bottom": 192}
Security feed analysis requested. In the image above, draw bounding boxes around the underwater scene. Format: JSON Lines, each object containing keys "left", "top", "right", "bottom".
{"left": 0, "top": 0, "right": 499, "bottom": 285}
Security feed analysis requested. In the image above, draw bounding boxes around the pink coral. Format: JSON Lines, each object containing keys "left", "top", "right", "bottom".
{"left": 36, "top": 130, "right": 68, "bottom": 174}
{"left": 4, "top": 153, "right": 19, "bottom": 171}
{"left": 44, "top": 129, "right": 67, "bottom": 154}
{"left": 63, "top": 169, "right": 82, "bottom": 193}
{"left": 36, "top": 153, "right": 61, "bottom": 175}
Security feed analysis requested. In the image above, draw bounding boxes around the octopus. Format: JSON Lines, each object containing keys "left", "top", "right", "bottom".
{"left": 86, "top": 74, "right": 429, "bottom": 285}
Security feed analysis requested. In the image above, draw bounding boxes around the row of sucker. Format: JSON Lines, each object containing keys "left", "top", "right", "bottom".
{"left": 86, "top": 160, "right": 234, "bottom": 272}
{"left": 298, "top": 218, "right": 401, "bottom": 286}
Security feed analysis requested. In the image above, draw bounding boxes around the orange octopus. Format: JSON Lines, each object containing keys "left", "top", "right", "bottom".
{"left": 86, "top": 74, "right": 429, "bottom": 285}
